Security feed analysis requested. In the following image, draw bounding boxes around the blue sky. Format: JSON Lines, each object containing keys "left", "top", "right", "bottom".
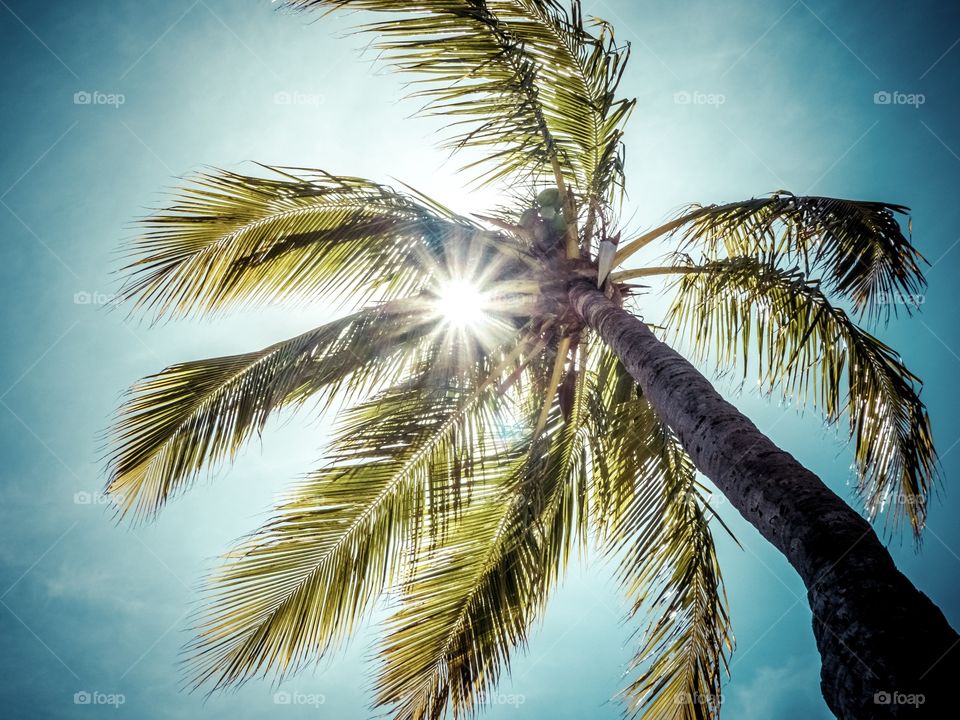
{"left": 0, "top": 1, "right": 958, "bottom": 718}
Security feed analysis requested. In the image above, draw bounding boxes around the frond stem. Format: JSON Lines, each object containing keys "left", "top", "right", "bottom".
{"left": 611, "top": 265, "right": 698, "bottom": 282}
{"left": 533, "top": 335, "right": 572, "bottom": 439}
{"left": 612, "top": 216, "right": 691, "bottom": 266}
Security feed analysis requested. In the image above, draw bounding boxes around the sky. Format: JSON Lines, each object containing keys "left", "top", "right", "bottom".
{"left": 0, "top": 1, "right": 959, "bottom": 718}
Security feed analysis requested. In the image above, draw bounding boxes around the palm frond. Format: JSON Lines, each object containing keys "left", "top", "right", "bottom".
{"left": 105, "top": 298, "right": 438, "bottom": 520}
{"left": 374, "top": 346, "right": 591, "bottom": 719}
{"left": 619, "top": 481, "right": 731, "bottom": 720}
{"left": 584, "top": 342, "right": 640, "bottom": 525}
{"left": 119, "top": 167, "right": 496, "bottom": 319}
{"left": 674, "top": 193, "right": 925, "bottom": 319}
{"left": 666, "top": 256, "right": 937, "bottom": 536}
{"left": 284, "top": 1, "right": 634, "bottom": 203}
{"left": 186, "top": 334, "right": 533, "bottom": 690}
{"left": 374, "top": 445, "right": 534, "bottom": 720}
{"left": 588, "top": 349, "right": 732, "bottom": 719}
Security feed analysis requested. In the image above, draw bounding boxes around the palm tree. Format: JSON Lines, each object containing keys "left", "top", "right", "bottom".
{"left": 106, "top": 2, "right": 957, "bottom": 718}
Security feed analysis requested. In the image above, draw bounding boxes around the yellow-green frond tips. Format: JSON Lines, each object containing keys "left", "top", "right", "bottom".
{"left": 374, "top": 455, "right": 533, "bottom": 720}
{"left": 667, "top": 257, "right": 937, "bottom": 537}
{"left": 184, "top": 334, "right": 536, "bottom": 691}
{"left": 281, "top": 2, "right": 634, "bottom": 198}
{"left": 619, "top": 484, "right": 732, "bottom": 720}
{"left": 119, "top": 167, "right": 480, "bottom": 320}
{"left": 105, "top": 301, "right": 436, "bottom": 520}
{"left": 376, "top": 395, "right": 588, "bottom": 720}
{"left": 675, "top": 193, "right": 926, "bottom": 320}
{"left": 587, "top": 352, "right": 733, "bottom": 719}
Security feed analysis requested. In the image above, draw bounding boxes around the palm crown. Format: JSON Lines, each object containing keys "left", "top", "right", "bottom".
{"left": 105, "top": 2, "right": 936, "bottom": 718}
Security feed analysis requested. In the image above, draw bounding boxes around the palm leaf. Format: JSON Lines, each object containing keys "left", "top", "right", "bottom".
{"left": 667, "top": 256, "right": 937, "bottom": 536}
{"left": 375, "top": 377, "right": 588, "bottom": 719}
{"left": 283, "top": 1, "right": 634, "bottom": 203}
{"left": 588, "top": 349, "right": 732, "bottom": 720}
{"left": 119, "top": 167, "right": 493, "bottom": 319}
{"left": 619, "top": 479, "right": 730, "bottom": 720}
{"left": 674, "top": 193, "right": 925, "bottom": 319}
{"left": 186, "top": 334, "right": 533, "bottom": 690}
{"left": 105, "top": 298, "right": 437, "bottom": 520}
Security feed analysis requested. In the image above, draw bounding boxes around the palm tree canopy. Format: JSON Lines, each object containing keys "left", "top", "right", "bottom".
{"left": 106, "top": 2, "right": 937, "bottom": 719}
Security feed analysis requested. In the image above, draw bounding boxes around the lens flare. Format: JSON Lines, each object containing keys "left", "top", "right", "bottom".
{"left": 436, "top": 279, "right": 488, "bottom": 329}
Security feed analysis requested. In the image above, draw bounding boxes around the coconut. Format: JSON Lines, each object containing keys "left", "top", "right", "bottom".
{"left": 539, "top": 206, "right": 557, "bottom": 220}
{"left": 551, "top": 214, "right": 568, "bottom": 235}
{"left": 532, "top": 221, "right": 550, "bottom": 248}
{"left": 519, "top": 208, "right": 539, "bottom": 228}
{"left": 536, "top": 187, "right": 561, "bottom": 208}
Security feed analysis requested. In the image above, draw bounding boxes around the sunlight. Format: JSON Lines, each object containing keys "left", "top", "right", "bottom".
{"left": 436, "top": 278, "right": 488, "bottom": 329}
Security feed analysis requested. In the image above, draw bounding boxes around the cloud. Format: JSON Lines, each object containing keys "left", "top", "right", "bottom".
{"left": 724, "top": 655, "right": 831, "bottom": 719}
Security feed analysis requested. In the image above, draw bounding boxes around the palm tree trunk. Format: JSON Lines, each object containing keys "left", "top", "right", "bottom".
{"left": 570, "top": 281, "right": 957, "bottom": 718}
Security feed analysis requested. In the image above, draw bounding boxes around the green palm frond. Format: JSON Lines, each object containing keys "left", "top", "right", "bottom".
{"left": 666, "top": 256, "right": 937, "bottom": 536}
{"left": 673, "top": 193, "right": 925, "bottom": 319}
{"left": 584, "top": 343, "right": 639, "bottom": 524}
{"left": 375, "top": 445, "right": 535, "bottom": 720}
{"left": 105, "top": 298, "right": 437, "bottom": 520}
{"left": 620, "top": 479, "right": 730, "bottom": 720}
{"left": 589, "top": 349, "right": 732, "bottom": 719}
{"left": 187, "top": 335, "right": 533, "bottom": 690}
{"left": 284, "top": 1, "right": 634, "bottom": 203}
{"left": 376, "top": 375, "right": 588, "bottom": 720}
{"left": 119, "top": 167, "right": 497, "bottom": 319}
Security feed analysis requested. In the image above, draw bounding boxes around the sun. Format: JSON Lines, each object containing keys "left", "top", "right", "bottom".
{"left": 436, "top": 278, "right": 488, "bottom": 329}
